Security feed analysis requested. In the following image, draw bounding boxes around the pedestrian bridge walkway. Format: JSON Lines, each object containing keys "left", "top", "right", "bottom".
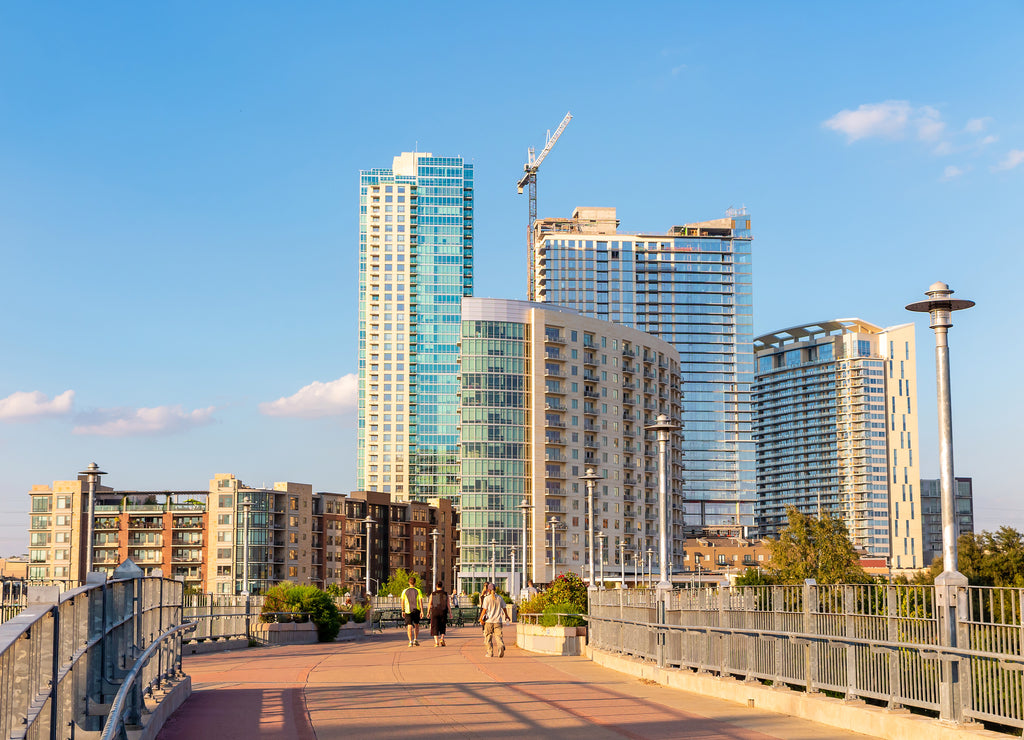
{"left": 156, "top": 624, "right": 868, "bottom": 740}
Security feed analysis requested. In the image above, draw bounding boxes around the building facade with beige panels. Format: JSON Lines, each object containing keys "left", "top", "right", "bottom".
{"left": 459, "top": 298, "right": 684, "bottom": 593}
{"left": 754, "top": 320, "right": 924, "bottom": 570}
{"left": 26, "top": 472, "right": 456, "bottom": 595}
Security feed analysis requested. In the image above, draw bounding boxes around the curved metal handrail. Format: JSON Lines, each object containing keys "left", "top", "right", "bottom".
{"left": 99, "top": 621, "right": 197, "bottom": 740}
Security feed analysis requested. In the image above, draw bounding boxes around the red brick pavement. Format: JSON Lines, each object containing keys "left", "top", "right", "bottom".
{"left": 158, "top": 624, "right": 872, "bottom": 740}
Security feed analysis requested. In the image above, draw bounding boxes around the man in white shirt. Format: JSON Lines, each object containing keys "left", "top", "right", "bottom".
{"left": 478, "top": 582, "right": 509, "bottom": 658}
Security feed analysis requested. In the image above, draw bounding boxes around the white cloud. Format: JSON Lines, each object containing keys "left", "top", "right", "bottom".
{"left": 933, "top": 141, "right": 953, "bottom": 156}
{"left": 979, "top": 134, "right": 998, "bottom": 146}
{"left": 941, "top": 165, "right": 966, "bottom": 181}
{"left": 0, "top": 390, "right": 75, "bottom": 420}
{"left": 965, "top": 117, "right": 991, "bottom": 133}
{"left": 993, "top": 149, "right": 1024, "bottom": 171}
{"left": 259, "top": 375, "right": 358, "bottom": 418}
{"left": 823, "top": 100, "right": 913, "bottom": 142}
{"left": 73, "top": 405, "right": 216, "bottom": 437}
{"left": 915, "top": 106, "right": 945, "bottom": 142}
{"left": 670, "top": 64, "right": 687, "bottom": 76}
{"left": 823, "top": 100, "right": 949, "bottom": 145}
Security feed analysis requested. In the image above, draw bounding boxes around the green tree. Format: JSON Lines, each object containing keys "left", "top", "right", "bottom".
{"left": 380, "top": 568, "right": 418, "bottom": 597}
{"left": 767, "top": 507, "right": 868, "bottom": 584}
{"left": 913, "top": 528, "right": 1024, "bottom": 587}
{"left": 734, "top": 567, "right": 776, "bottom": 586}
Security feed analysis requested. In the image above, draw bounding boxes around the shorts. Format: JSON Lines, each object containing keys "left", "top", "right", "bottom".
{"left": 403, "top": 609, "right": 421, "bottom": 626}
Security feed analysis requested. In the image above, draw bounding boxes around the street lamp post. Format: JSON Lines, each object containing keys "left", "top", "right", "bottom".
{"left": 646, "top": 548, "right": 654, "bottom": 588}
{"left": 78, "top": 463, "right": 107, "bottom": 577}
{"left": 618, "top": 539, "right": 627, "bottom": 589}
{"left": 907, "top": 281, "right": 974, "bottom": 724}
{"left": 634, "top": 550, "right": 642, "bottom": 588}
{"left": 430, "top": 528, "right": 440, "bottom": 590}
{"left": 241, "top": 496, "right": 252, "bottom": 595}
{"left": 596, "top": 532, "right": 607, "bottom": 589}
{"left": 518, "top": 497, "right": 531, "bottom": 596}
{"left": 646, "top": 414, "right": 681, "bottom": 592}
{"left": 489, "top": 539, "right": 497, "bottom": 586}
{"left": 363, "top": 515, "right": 376, "bottom": 597}
{"left": 547, "top": 516, "right": 565, "bottom": 582}
{"left": 580, "top": 468, "right": 601, "bottom": 590}
{"left": 510, "top": 547, "right": 516, "bottom": 598}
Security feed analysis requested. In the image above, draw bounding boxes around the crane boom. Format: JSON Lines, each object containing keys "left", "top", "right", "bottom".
{"left": 517, "top": 111, "right": 572, "bottom": 191}
{"left": 518, "top": 112, "right": 572, "bottom": 300}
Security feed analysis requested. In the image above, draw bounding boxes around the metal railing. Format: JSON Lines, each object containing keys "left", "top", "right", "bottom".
{"left": 182, "top": 593, "right": 264, "bottom": 644}
{"left": 0, "top": 573, "right": 186, "bottom": 739}
{"left": 589, "top": 583, "right": 1024, "bottom": 731}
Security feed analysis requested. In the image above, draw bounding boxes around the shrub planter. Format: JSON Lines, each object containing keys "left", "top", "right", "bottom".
{"left": 253, "top": 621, "right": 318, "bottom": 645}
{"left": 516, "top": 622, "right": 587, "bottom": 656}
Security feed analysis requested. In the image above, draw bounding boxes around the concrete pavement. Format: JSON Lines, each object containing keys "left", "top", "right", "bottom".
{"left": 158, "top": 623, "right": 876, "bottom": 739}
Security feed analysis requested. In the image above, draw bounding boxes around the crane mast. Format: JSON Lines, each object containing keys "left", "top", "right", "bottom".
{"left": 518, "top": 112, "right": 572, "bottom": 301}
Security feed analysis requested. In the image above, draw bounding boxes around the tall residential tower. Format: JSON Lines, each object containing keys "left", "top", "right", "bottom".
{"left": 753, "top": 320, "right": 924, "bottom": 570}
{"left": 458, "top": 298, "right": 684, "bottom": 592}
{"left": 357, "top": 153, "right": 474, "bottom": 501}
{"left": 531, "top": 207, "right": 754, "bottom": 533}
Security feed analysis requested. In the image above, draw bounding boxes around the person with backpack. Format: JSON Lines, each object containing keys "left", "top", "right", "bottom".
{"left": 428, "top": 581, "right": 450, "bottom": 647}
{"left": 478, "top": 582, "right": 510, "bottom": 658}
{"left": 401, "top": 574, "right": 424, "bottom": 647}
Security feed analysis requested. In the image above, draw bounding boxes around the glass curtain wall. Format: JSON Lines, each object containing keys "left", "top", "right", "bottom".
{"left": 458, "top": 319, "right": 528, "bottom": 594}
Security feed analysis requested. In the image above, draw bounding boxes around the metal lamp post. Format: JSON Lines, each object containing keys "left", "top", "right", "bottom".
{"left": 78, "top": 462, "right": 107, "bottom": 577}
{"left": 906, "top": 281, "right": 974, "bottom": 724}
{"left": 241, "top": 496, "right": 252, "bottom": 595}
{"left": 547, "top": 516, "right": 565, "bottom": 582}
{"left": 509, "top": 547, "right": 516, "bottom": 598}
{"left": 596, "top": 532, "right": 607, "bottom": 589}
{"left": 489, "top": 539, "right": 497, "bottom": 586}
{"left": 580, "top": 468, "right": 601, "bottom": 590}
{"left": 634, "top": 550, "right": 642, "bottom": 588}
{"left": 646, "top": 414, "right": 681, "bottom": 592}
{"left": 618, "top": 539, "right": 627, "bottom": 589}
{"left": 430, "top": 528, "right": 440, "bottom": 590}
{"left": 518, "top": 497, "right": 531, "bottom": 595}
{"left": 363, "top": 515, "right": 376, "bottom": 597}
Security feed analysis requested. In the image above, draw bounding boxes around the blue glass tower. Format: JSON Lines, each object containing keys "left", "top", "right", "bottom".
{"left": 532, "top": 207, "right": 755, "bottom": 532}
{"left": 357, "top": 153, "right": 473, "bottom": 501}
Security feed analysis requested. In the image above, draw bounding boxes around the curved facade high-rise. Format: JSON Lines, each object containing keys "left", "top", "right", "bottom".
{"left": 458, "top": 298, "right": 684, "bottom": 592}
{"left": 754, "top": 319, "right": 923, "bottom": 569}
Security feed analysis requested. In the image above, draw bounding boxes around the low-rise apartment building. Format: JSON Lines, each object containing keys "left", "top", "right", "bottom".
{"left": 27, "top": 471, "right": 456, "bottom": 595}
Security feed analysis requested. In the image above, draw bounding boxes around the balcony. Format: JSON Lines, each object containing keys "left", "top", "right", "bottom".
{"left": 544, "top": 333, "right": 566, "bottom": 345}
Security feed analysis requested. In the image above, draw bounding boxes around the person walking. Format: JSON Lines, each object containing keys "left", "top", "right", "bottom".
{"left": 401, "top": 574, "right": 424, "bottom": 647}
{"left": 478, "top": 582, "right": 509, "bottom": 658}
{"left": 428, "top": 581, "right": 450, "bottom": 647}
{"left": 522, "top": 579, "right": 539, "bottom": 602}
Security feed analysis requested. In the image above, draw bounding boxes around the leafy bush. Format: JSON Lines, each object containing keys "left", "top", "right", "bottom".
{"left": 351, "top": 604, "right": 369, "bottom": 623}
{"left": 469, "top": 591, "right": 481, "bottom": 607}
{"left": 259, "top": 583, "right": 341, "bottom": 642}
{"left": 540, "top": 602, "right": 587, "bottom": 627}
{"left": 543, "top": 573, "right": 588, "bottom": 614}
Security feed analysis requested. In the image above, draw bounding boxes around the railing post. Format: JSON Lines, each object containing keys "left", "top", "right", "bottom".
{"left": 803, "top": 579, "right": 818, "bottom": 693}
{"left": 935, "top": 571, "right": 968, "bottom": 724}
{"left": 772, "top": 587, "right": 784, "bottom": 687}
{"left": 886, "top": 584, "right": 901, "bottom": 709}
{"left": 843, "top": 585, "right": 857, "bottom": 701}
{"left": 954, "top": 581, "right": 971, "bottom": 724}
{"left": 718, "top": 584, "right": 729, "bottom": 675}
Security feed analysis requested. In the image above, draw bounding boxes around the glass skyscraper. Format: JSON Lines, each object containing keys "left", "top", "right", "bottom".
{"left": 357, "top": 152, "right": 473, "bottom": 501}
{"left": 532, "top": 207, "right": 754, "bottom": 532}
{"left": 754, "top": 320, "right": 924, "bottom": 569}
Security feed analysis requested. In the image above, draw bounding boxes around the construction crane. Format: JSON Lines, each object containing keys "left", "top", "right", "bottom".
{"left": 518, "top": 111, "right": 572, "bottom": 300}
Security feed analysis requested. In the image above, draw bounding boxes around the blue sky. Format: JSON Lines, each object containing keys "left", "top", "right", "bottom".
{"left": 2, "top": 2, "right": 1022, "bottom": 555}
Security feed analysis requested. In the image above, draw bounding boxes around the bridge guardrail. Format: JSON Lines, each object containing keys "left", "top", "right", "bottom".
{"left": 0, "top": 572, "right": 185, "bottom": 740}
{"left": 589, "top": 583, "right": 1024, "bottom": 732}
